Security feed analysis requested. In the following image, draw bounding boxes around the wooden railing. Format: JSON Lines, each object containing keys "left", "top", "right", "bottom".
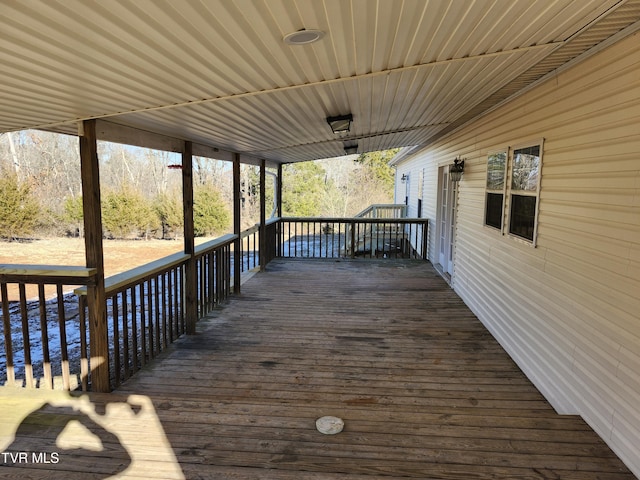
{"left": 0, "top": 265, "right": 96, "bottom": 390}
{"left": 1, "top": 213, "right": 426, "bottom": 392}
{"left": 278, "top": 217, "right": 428, "bottom": 260}
{"left": 239, "top": 218, "right": 279, "bottom": 271}
{"left": 75, "top": 235, "right": 236, "bottom": 390}
{"left": 76, "top": 251, "right": 190, "bottom": 390}
{"left": 353, "top": 203, "right": 408, "bottom": 219}
{"left": 239, "top": 224, "right": 260, "bottom": 272}
{"left": 195, "top": 234, "right": 234, "bottom": 317}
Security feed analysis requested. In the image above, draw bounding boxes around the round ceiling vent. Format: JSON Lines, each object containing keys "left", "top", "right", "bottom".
{"left": 283, "top": 29, "right": 325, "bottom": 45}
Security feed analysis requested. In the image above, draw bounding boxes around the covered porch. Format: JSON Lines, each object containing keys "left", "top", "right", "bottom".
{"left": 1, "top": 259, "right": 634, "bottom": 479}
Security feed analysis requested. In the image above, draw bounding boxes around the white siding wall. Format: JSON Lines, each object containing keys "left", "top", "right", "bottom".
{"left": 395, "top": 157, "right": 439, "bottom": 259}
{"left": 396, "top": 32, "right": 640, "bottom": 476}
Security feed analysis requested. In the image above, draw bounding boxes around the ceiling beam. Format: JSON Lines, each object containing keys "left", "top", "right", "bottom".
{"left": 93, "top": 120, "right": 279, "bottom": 168}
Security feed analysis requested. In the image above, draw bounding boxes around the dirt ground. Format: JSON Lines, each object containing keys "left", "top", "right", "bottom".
{"left": 0, "top": 237, "right": 202, "bottom": 301}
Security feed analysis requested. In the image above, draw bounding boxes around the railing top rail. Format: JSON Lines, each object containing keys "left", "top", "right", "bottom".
{"left": 240, "top": 224, "right": 260, "bottom": 237}
{"left": 0, "top": 265, "right": 97, "bottom": 284}
{"left": 353, "top": 204, "right": 408, "bottom": 218}
{"left": 194, "top": 233, "right": 237, "bottom": 256}
{"left": 240, "top": 218, "right": 279, "bottom": 239}
{"left": 280, "top": 216, "right": 427, "bottom": 224}
{"left": 75, "top": 251, "right": 190, "bottom": 296}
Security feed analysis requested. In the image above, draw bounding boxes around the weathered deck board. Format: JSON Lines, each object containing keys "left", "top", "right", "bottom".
{"left": 1, "top": 259, "right": 636, "bottom": 479}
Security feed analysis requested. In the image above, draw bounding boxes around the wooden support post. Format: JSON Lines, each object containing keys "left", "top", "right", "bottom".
{"left": 233, "top": 153, "right": 241, "bottom": 293}
{"left": 79, "top": 119, "right": 110, "bottom": 392}
{"left": 276, "top": 164, "right": 283, "bottom": 257}
{"left": 182, "top": 141, "right": 197, "bottom": 334}
{"left": 277, "top": 164, "right": 283, "bottom": 218}
{"left": 259, "top": 159, "right": 266, "bottom": 272}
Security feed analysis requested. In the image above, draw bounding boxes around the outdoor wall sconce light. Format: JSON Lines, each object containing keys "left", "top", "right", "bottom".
{"left": 343, "top": 141, "right": 358, "bottom": 155}
{"left": 326, "top": 113, "right": 353, "bottom": 134}
{"left": 449, "top": 157, "right": 465, "bottom": 182}
{"left": 401, "top": 173, "right": 409, "bottom": 183}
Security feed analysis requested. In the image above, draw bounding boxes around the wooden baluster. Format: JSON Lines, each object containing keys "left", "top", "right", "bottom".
{"left": 55, "top": 284, "right": 70, "bottom": 391}
{"left": 176, "top": 267, "right": 184, "bottom": 336}
{"left": 216, "top": 250, "right": 222, "bottom": 305}
{"left": 167, "top": 270, "right": 174, "bottom": 343}
{"left": 122, "top": 289, "right": 130, "bottom": 381}
{"left": 226, "top": 244, "right": 232, "bottom": 298}
{"left": 130, "top": 285, "right": 138, "bottom": 374}
{"left": 139, "top": 282, "right": 147, "bottom": 366}
{"left": 154, "top": 276, "right": 161, "bottom": 353}
{"left": 210, "top": 252, "right": 216, "bottom": 309}
{"left": 112, "top": 293, "right": 120, "bottom": 387}
{"left": 78, "top": 295, "right": 89, "bottom": 391}
{"left": 37, "top": 284, "right": 53, "bottom": 389}
{"left": 161, "top": 273, "right": 168, "bottom": 347}
{"left": 1, "top": 283, "right": 15, "bottom": 386}
{"left": 19, "top": 284, "right": 33, "bottom": 388}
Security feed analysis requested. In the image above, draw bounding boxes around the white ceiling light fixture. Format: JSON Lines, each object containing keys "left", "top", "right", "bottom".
{"left": 326, "top": 113, "right": 353, "bottom": 134}
{"left": 283, "top": 29, "right": 325, "bottom": 45}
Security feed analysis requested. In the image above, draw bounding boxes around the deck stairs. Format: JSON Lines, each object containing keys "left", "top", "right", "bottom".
{"left": 345, "top": 204, "right": 409, "bottom": 257}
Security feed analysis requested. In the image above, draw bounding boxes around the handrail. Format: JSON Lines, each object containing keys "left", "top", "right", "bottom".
{"left": 72, "top": 235, "right": 238, "bottom": 297}
{"left": 238, "top": 220, "right": 278, "bottom": 273}
{"left": 353, "top": 204, "right": 408, "bottom": 219}
{"left": 278, "top": 217, "right": 428, "bottom": 260}
{"left": 0, "top": 265, "right": 97, "bottom": 283}
{"left": 1, "top": 266, "right": 98, "bottom": 390}
{"left": 281, "top": 216, "right": 422, "bottom": 224}
{"left": 74, "top": 254, "right": 188, "bottom": 297}
{"left": 194, "top": 233, "right": 237, "bottom": 255}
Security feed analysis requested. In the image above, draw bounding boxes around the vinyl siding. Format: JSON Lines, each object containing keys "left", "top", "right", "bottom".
{"left": 395, "top": 32, "right": 640, "bottom": 477}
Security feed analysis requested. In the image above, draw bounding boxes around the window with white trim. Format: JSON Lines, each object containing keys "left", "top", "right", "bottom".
{"left": 484, "top": 150, "right": 507, "bottom": 230}
{"left": 508, "top": 144, "right": 541, "bottom": 243}
{"left": 484, "top": 141, "right": 543, "bottom": 245}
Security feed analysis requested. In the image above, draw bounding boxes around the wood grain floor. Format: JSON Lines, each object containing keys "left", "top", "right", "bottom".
{"left": 1, "top": 259, "right": 636, "bottom": 479}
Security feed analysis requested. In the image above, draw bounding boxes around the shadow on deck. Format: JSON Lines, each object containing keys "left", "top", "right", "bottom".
{"left": 0, "top": 259, "right": 635, "bottom": 479}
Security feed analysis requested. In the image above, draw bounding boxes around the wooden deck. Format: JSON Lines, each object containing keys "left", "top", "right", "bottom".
{"left": 0, "top": 259, "right": 636, "bottom": 479}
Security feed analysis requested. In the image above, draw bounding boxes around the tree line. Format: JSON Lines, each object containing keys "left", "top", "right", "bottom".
{"left": 0, "top": 131, "right": 396, "bottom": 241}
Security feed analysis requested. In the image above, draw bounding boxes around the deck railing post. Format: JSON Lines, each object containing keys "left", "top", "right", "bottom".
{"left": 182, "top": 141, "right": 197, "bottom": 334}
{"left": 259, "top": 159, "right": 266, "bottom": 271}
{"left": 79, "top": 119, "right": 110, "bottom": 392}
{"left": 233, "top": 154, "right": 241, "bottom": 293}
{"left": 277, "top": 164, "right": 283, "bottom": 257}
{"left": 422, "top": 222, "right": 429, "bottom": 260}
{"left": 350, "top": 219, "right": 356, "bottom": 259}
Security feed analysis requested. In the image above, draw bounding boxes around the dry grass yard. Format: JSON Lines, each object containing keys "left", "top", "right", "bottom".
{"left": 0, "top": 237, "right": 210, "bottom": 301}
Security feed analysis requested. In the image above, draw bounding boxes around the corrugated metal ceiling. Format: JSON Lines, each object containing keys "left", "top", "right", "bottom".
{"left": 1, "top": 0, "right": 639, "bottom": 164}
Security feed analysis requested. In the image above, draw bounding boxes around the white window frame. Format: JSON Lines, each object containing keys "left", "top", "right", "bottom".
{"left": 483, "top": 148, "right": 509, "bottom": 232}
{"left": 505, "top": 139, "right": 544, "bottom": 247}
{"left": 483, "top": 140, "right": 543, "bottom": 246}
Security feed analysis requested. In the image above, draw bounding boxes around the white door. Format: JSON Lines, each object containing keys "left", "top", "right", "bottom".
{"left": 438, "top": 167, "right": 457, "bottom": 276}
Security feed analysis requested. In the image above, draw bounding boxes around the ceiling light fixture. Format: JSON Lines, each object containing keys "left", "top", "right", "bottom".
{"left": 344, "top": 141, "right": 358, "bottom": 155}
{"left": 326, "top": 113, "right": 353, "bottom": 134}
{"left": 283, "top": 29, "right": 325, "bottom": 45}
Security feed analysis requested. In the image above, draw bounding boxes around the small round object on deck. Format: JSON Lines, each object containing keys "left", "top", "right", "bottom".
{"left": 316, "top": 416, "right": 344, "bottom": 435}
